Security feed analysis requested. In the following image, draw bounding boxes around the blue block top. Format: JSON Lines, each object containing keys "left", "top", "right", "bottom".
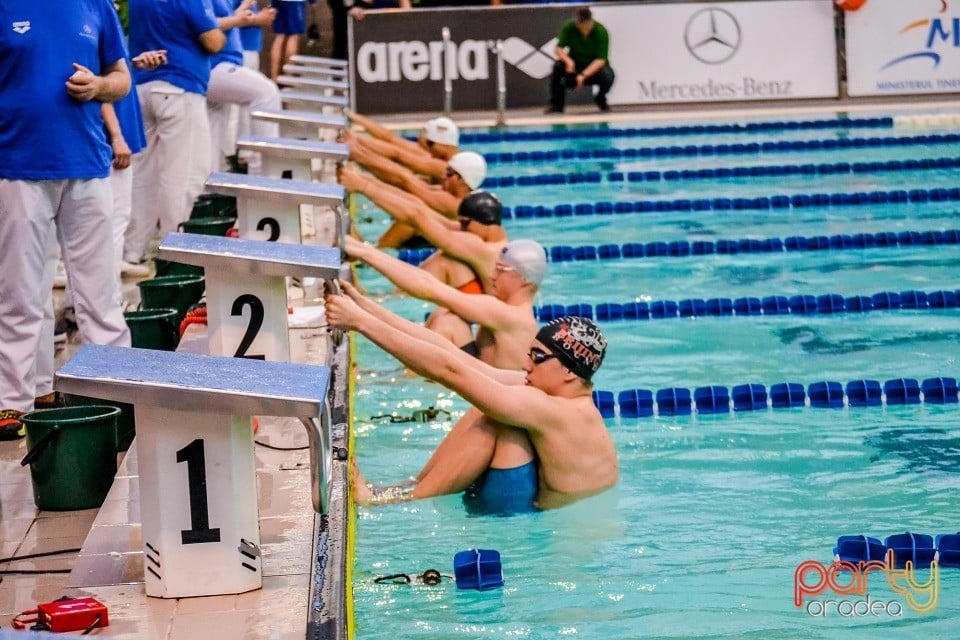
{"left": 251, "top": 109, "right": 347, "bottom": 130}
{"left": 205, "top": 172, "right": 344, "bottom": 206}
{"left": 279, "top": 89, "right": 349, "bottom": 107}
{"left": 56, "top": 345, "right": 330, "bottom": 417}
{"left": 158, "top": 232, "right": 341, "bottom": 278}
{"left": 235, "top": 136, "right": 348, "bottom": 161}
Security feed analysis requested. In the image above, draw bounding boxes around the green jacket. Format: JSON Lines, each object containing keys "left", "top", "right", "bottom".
{"left": 557, "top": 20, "right": 610, "bottom": 67}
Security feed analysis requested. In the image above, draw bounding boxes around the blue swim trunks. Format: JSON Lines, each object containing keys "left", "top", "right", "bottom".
{"left": 462, "top": 461, "right": 539, "bottom": 516}
{"left": 271, "top": 0, "right": 308, "bottom": 35}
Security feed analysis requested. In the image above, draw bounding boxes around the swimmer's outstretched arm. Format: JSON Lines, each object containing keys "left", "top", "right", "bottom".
{"left": 348, "top": 111, "right": 427, "bottom": 158}
{"left": 345, "top": 237, "right": 519, "bottom": 332}
{"left": 326, "top": 292, "right": 557, "bottom": 436}
{"left": 339, "top": 280, "right": 522, "bottom": 385}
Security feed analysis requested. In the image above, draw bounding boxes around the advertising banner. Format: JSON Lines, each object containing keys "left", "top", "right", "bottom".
{"left": 845, "top": 0, "right": 960, "bottom": 96}
{"left": 597, "top": 0, "right": 838, "bottom": 105}
{"left": 348, "top": 1, "right": 838, "bottom": 114}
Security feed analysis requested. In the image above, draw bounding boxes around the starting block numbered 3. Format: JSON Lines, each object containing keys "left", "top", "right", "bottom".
{"left": 157, "top": 233, "right": 340, "bottom": 362}
{"left": 56, "top": 345, "right": 332, "bottom": 598}
{"left": 204, "top": 172, "right": 344, "bottom": 245}
{"left": 235, "top": 135, "right": 348, "bottom": 181}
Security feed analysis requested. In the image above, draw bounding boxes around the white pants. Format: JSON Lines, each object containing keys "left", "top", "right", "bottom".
{"left": 236, "top": 50, "right": 262, "bottom": 163}
{"left": 110, "top": 164, "right": 133, "bottom": 278}
{"left": 0, "top": 178, "right": 130, "bottom": 412}
{"left": 126, "top": 81, "right": 211, "bottom": 263}
{"left": 207, "top": 62, "right": 280, "bottom": 175}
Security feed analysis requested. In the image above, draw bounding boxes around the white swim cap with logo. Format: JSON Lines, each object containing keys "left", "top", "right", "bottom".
{"left": 424, "top": 116, "right": 459, "bottom": 147}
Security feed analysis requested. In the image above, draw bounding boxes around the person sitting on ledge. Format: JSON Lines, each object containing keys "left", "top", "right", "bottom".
{"left": 547, "top": 6, "right": 615, "bottom": 114}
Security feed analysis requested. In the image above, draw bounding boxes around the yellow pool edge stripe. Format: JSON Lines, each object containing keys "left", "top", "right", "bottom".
{"left": 345, "top": 195, "right": 357, "bottom": 640}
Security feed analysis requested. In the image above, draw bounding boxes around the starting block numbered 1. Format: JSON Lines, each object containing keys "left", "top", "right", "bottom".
{"left": 251, "top": 109, "right": 346, "bottom": 143}
{"left": 204, "top": 172, "right": 344, "bottom": 245}
{"left": 234, "top": 135, "right": 348, "bottom": 181}
{"left": 157, "top": 233, "right": 340, "bottom": 362}
{"left": 56, "top": 344, "right": 332, "bottom": 598}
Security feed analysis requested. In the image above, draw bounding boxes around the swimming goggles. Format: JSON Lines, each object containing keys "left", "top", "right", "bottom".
{"left": 373, "top": 569, "right": 454, "bottom": 586}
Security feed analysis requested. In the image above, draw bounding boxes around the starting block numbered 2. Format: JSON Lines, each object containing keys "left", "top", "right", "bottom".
{"left": 235, "top": 135, "right": 348, "bottom": 182}
{"left": 157, "top": 233, "right": 340, "bottom": 362}
{"left": 204, "top": 172, "right": 344, "bottom": 245}
{"left": 56, "top": 345, "right": 332, "bottom": 598}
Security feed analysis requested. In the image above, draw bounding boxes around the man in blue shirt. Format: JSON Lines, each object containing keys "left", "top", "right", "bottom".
{"left": 0, "top": 0, "right": 133, "bottom": 438}
{"left": 123, "top": 0, "right": 225, "bottom": 265}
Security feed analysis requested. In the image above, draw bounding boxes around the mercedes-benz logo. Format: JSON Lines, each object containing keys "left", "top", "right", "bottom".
{"left": 684, "top": 7, "right": 741, "bottom": 65}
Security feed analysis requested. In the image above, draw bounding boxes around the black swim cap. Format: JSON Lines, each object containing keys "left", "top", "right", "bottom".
{"left": 535, "top": 316, "right": 606, "bottom": 381}
{"left": 458, "top": 190, "right": 503, "bottom": 226}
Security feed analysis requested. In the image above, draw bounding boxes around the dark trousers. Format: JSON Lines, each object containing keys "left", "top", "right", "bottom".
{"left": 548, "top": 61, "right": 615, "bottom": 111}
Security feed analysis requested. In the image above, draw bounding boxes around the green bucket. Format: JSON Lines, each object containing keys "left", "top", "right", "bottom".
{"left": 20, "top": 406, "right": 120, "bottom": 510}
{"left": 191, "top": 194, "right": 237, "bottom": 219}
{"left": 62, "top": 394, "right": 136, "bottom": 453}
{"left": 154, "top": 258, "right": 203, "bottom": 279}
{"left": 125, "top": 308, "right": 180, "bottom": 351}
{"left": 177, "top": 215, "right": 236, "bottom": 237}
{"left": 138, "top": 275, "right": 205, "bottom": 325}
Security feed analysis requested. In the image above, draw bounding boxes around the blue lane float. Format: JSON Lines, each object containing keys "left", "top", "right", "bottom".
{"left": 481, "top": 133, "right": 960, "bottom": 166}
{"left": 480, "top": 154, "right": 960, "bottom": 190}
{"left": 534, "top": 288, "right": 959, "bottom": 323}
{"left": 592, "top": 377, "right": 960, "bottom": 417}
{"left": 459, "top": 116, "right": 893, "bottom": 145}
{"left": 499, "top": 186, "right": 960, "bottom": 220}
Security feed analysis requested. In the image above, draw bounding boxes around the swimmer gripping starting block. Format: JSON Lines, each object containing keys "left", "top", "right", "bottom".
{"left": 56, "top": 344, "right": 333, "bottom": 598}
{"left": 157, "top": 233, "right": 340, "bottom": 362}
{"left": 204, "top": 172, "right": 345, "bottom": 245}
{"left": 234, "top": 135, "right": 348, "bottom": 181}
{"left": 276, "top": 75, "right": 349, "bottom": 95}
{"left": 250, "top": 109, "right": 347, "bottom": 142}
{"left": 283, "top": 62, "right": 347, "bottom": 79}
{"left": 280, "top": 89, "right": 349, "bottom": 113}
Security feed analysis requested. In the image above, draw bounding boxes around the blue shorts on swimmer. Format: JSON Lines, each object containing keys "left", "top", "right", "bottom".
{"left": 462, "top": 461, "right": 539, "bottom": 516}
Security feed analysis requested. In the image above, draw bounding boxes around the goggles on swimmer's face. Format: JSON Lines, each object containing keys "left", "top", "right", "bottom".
{"left": 444, "top": 166, "right": 461, "bottom": 180}
{"left": 494, "top": 261, "right": 515, "bottom": 274}
{"left": 528, "top": 347, "right": 559, "bottom": 365}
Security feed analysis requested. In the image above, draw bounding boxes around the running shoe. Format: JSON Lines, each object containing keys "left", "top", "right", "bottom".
{"left": 0, "top": 409, "right": 24, "bottom": 440}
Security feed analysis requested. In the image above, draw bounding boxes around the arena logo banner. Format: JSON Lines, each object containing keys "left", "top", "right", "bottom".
{"left": 594, "top": 0, "right": 838, "bottom": 105}
{"left": 845, "top": 0, "right": 960, "bottom": 96}
{"left": 348, "top": 5, "right": 576, "bottom": 114}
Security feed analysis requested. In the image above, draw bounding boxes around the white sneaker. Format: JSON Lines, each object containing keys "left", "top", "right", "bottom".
{"left": 52, "top": 261, "right": 68, "bottom": 289}
{"left": 120, "top": 261, "right": 151, "bottom": 278}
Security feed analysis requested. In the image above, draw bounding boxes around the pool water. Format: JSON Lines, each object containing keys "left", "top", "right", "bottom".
{"left": 349, "top": 110, "right": 960, "bottom": 638}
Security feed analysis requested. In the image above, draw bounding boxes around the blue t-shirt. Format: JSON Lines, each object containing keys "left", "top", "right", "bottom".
{"left": 211, "top": 0, "right": 244, "bottom": 67}
{"left": 111, "top": 51, "right": 147, "bottom": 156}
{"left": 237, "top": 1, "right": 263, "bottom": 54}
{"left": 0, "top": 0, "right": 128, "bottom": 180}
{"left": 128, "top": 0, "right": 219, "bottom": 95}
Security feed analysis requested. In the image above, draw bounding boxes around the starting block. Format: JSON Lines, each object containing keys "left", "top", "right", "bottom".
{"left": 280, "top": 89, "right": 349, "bottom": 113}
{"left": 204, "top": 172, "right": 344, "bottom": 245}
{"left": 276, "top": 75, "right": 349, "bottom": 95}
{"left": 289, "top": 54, "right": 348, "bottom": 69}
{"left": 251, "top": 109, "right": 346, "bottom": 142}
{"left": 282, "top": 62, "right": 347, "bottom": 79}
{"left": 157, "top": 233, "right": 340, "bottom": 362}
{"left": 56, "top": 344, "right": 333, "bottom": 598}
{"left": 234, "top": 135, "right": 348, "bottom": 181}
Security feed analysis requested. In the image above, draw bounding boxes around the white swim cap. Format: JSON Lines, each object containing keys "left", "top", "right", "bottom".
{"left": 424, "top": 116, "right": 459, "bottom": 147}
{"left": 500, "top": 239, "right": 547, "bottom": 286}
{"left": 447, "top": 151, "right": 487, "bottom": 190}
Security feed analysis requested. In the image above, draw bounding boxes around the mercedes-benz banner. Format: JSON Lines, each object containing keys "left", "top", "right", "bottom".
{"left": 348, "top": 1, "right": 839, "bottom": 114}
{"left": 845, "top": 0, "right": 960, "bottom": 97}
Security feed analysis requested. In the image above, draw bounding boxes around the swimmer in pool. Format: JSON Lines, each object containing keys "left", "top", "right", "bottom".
{"left": 343, "top": 141, "right": 486, "bottom": 248}
{"left": 326, "top": 290, "right": 619, "bottom": 512}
